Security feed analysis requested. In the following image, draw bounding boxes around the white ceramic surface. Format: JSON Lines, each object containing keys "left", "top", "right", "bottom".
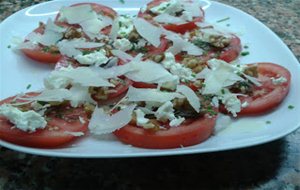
{"left": 0, "top": 0, "right": 300, "bottom": 158}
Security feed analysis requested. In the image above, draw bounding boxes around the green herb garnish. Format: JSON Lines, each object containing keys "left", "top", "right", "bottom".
{"left": 266, "top": 121, "right": 271, "bottom": 124}
{"left": 288, "top": 105, "right": 295, "bottom": 110}
{"left": 241, "top": 51, "right": 250, "bottom": 56}
{"left": 26, "top": 84, "right": 32, "bottom": 90}
{"left": 216, "top": 17, "right": 230, "bottom": 23}
{"left": 119, "top": 0, "right": 125, "bottom": 4}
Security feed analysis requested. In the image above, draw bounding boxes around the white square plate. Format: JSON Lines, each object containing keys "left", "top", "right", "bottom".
{"left": 0, "top": 0, "right": 300, "bottom": 158}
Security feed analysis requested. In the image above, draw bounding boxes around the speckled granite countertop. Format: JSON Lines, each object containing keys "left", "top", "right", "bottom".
{"left": 0, "top": 0, "right": 299, "bottom": 189}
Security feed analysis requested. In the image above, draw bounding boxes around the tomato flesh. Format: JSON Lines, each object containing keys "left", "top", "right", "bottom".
{"left": 114, "top": 114, "right": 217, "bottom": 149}
{"left": 238, "top": 63, "right": 291, "bottom": 115}
{"left": 163, "top": 22, "right": 198, "bottom": 34}
{"left": 218, "top": 36, "right": 242, "bottom": 63}
{"left": 0, "top": 93, "right": 88, "bottom": 148}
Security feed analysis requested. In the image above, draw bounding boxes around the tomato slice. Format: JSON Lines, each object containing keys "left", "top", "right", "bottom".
{"left": 0, "top": 93, "right": 89, "bottom": 148}
{"left": 237, "top": 63, "right": 291, "bottom": 115}
{"left": 114, "top": 114, "right": 217, "bottom": 149}
{"left": 218, "top": 35, "right": 242, "bottom": 63}
{"left": 21, "top": 48, "right": 61, "bottom": 64}
{"left": 21, "top": 26, "right": 62, "bottom": 64}
{"left": 163, "top": 22, "right": 198, "bottom": 34}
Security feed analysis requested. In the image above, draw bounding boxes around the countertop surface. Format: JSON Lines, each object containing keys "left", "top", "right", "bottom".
{"left": 0, "top": 0, "right": 299, "bottom": 189}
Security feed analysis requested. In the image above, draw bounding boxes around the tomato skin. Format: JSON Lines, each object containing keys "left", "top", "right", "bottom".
{"left": 132, "top": 82, "right": 157, "bottom": 89}
{"left": 146, "top": 37, "right": 169, "bottom": 55}
{"left": 21, "top": 49, "right": 61, "bottom": 64}
{"left": 218, "top": 36, "right": 242, "bottom": 63}
{"left": 114, "top": 114, "right": 217, "bottom": 149}
{"left": 0, "top": 93, "right": 88, "bottom": 148}
{"left": 237, "top": 63, "right": 291, "bottom": 115}
{"left": 163, "top": 22, "right": 198, "bottom": 34}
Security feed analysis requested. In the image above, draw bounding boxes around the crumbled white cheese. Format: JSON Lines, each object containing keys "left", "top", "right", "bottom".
{"left": 0, "top": 104, "right": 47, "bottom": 132}
{"left": 136, "top": 39, "right": 148, "bottom": 48}
{"left": 75, "top": 49, "right": 109, "bottom": 66}
{"left": 241, "top": 101, "right": 249, "bottom": 108}
{"left": 118, "top": 15, "right": 134, "bottom": 38}
{"left": 113, "top": 38, "right": 133, "bottom": 52}
{"left": 155, "top": 101, "right": 175, "bottom": 121}
{"left": 134, "top": 109, "right": 150, "bottom": 128}
{"left": 169, "top": 116, "right": 185, "bottom": 127}
{"left": 162, "top": 52, "right": 194, "bottom": 81}
{"left": 271, "top": 76, "right": 287, "bottom": 85}
{"left": 150, "top": 0, "right": 183, "bottom": 15}
{"left": 154, "top": 101, "right": 185, "bottom": 127}
{"left": 218, "top": 90, "right": 241, "bottom": 117}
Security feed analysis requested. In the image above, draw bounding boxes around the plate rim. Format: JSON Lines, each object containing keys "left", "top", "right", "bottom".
{"left": 0, "top": 0, "right": 299, "bottom": 158}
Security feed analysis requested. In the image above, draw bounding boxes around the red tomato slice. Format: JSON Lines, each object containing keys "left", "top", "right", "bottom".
{"left": 238, "top": 62, "right": 291, "bottom": 115}
{"left": 0, "top": 93, "right": 89, "bottom": 148}
{"left": 22, "top": 49, "right": 61, "bottom": 64}
{"left": 131, "top": 82, "right": 157, "bottom": 89}
{"left": 21, "top": 26, "right": 62, "bottom": 64}
{"left": 218, "top": 35, "right": 242, "bottom": 63}
{"left": 146, "top": 37, "right": 169, "bottom": 55}
{"left": 163, "top": 22, "right": 198, "bottom": 34}
{"left": 114, "top": 114, "right": 217, "bottom": 149}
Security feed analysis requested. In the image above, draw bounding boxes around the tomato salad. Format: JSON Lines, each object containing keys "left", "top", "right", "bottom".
{"left": 1, "top": 0, "right": 291, "bottom": 149}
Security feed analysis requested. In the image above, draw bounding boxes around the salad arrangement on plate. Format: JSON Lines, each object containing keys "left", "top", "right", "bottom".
{"left": 0, "top": 0, "right": 291, "bottom": 149}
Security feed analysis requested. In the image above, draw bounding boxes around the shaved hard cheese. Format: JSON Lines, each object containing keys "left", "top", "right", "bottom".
{"left": 126, "top": 86, "right": 184, "bottom": 103}
{"left": 57, "top": 38, "right": 104, "bottom": 57}
{"left": 133, "top": 18, "right": 163, "bottom": 47}
{"left": 19, "top": 89, "right": 72, "bottom": 102}
{"left": 197, "top": 59, "right": 244, "bottom": 94}
{"left": 182, "top": 1, "right": 202, "bottom": 18}
{"left": 88, "top": 104, "right": 136, "bottom": 135}
{"left": 111, "top": 49, "right": 133, "bottom": 62}
{"left": 67, "top": 85, "right": 96, "bottom": 107}
{"left": 45, "top": 66, "right": 113, "bottom": 88}
{"left": 39, "top": 19, "right": 66, "bottom": 46}
{"left": 109, "top": 17, "right": 120, "bottom": 40}
{"left": 94, "top": 64, "right": 137, "bottom": 79}
{"left": 125, "top": 58, "right": 177, "bottom": 84}
{"left": 165, "top": 30, "right": 203, "bottom": 55}
{"left": 24, "top": 19, "right": 66, "bottom": 47}
{"left": 176, "top": 85, "right": 200, "bottom": 112}
{"left": 79, "top": 18, "right": 107, "bottom": 39}
{"left": 154, "top": 13, "right": 185, "bottom": 24}
{"left": 59, "top": 4, "right": 96, "bottom": 24}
